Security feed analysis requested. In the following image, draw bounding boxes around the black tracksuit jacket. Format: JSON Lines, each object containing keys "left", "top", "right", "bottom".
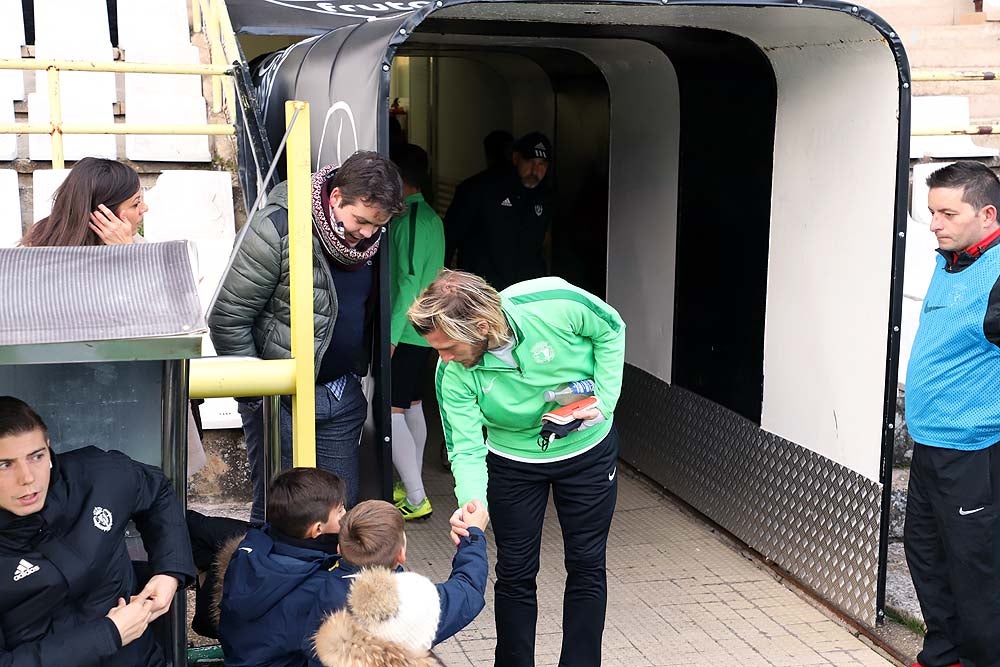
{"left": 444, "top": 167, "right": 553, "bottom": 291}
{"left": 0, "top": 447, "right": 195, "bottom": 667}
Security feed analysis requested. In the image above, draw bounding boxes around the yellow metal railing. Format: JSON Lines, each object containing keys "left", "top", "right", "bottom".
{"left": 912, "top": 69, "right": 1000, "bottom": 82}
{"left": 0, "top": 58, "right": 235, "bottom": 169}
{"left": 0, "top": 2, "right": 317, "bottom": 466}
{"left": 189, "top": 102, "right": 317, "bottom": 468}
{"left": 192, "top": 0, "right": 239, "bottom": 115}
{"left": 911, "top": 68, "right": 1000, "bottom": 136}
{"left": 188, "top": 0, "right": 318, "bottom": 465}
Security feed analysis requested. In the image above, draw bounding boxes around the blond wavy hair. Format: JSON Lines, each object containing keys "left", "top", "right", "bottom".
{"left": 407, "top": 270, "right": 512, "bottom": 349}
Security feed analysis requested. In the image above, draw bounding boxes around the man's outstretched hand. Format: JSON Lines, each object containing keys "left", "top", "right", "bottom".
{"left": 449, "top": 499, "right": 489, "bottom": 546}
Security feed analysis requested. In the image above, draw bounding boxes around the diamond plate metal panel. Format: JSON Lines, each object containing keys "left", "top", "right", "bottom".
{"left": 617, "top": 364, "right": 882, "bottom": 624}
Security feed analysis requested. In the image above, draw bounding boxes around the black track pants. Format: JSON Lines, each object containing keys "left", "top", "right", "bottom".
{"left": 904, "top": 442, "right": 1000, "bottom": 667}
{"left": 487, "top": 427, "right": 619, "bottom": 667}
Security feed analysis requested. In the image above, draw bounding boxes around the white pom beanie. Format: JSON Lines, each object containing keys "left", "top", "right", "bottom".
{"left": 347, "top": 568, "right": 442, "bottom": 653}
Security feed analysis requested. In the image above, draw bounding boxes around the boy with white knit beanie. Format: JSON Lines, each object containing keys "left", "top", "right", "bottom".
{"left": 313, "top": 499, "right": 489, "bottom": 666}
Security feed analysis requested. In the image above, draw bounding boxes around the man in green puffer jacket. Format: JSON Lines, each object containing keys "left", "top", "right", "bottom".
{"left": 407, "top": 270, "right": 626, "bottom": 667}
{"left": 208, "top": 151, "right": 404, "bottom": 520}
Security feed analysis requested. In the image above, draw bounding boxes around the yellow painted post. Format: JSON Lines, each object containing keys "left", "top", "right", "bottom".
{"left": 206, "top": 1, "right": 223, "bottom": 114}
{"left": 46, "top": 66, "right": 63, "bottom": 169}
{"left": 285, "top": 101, "right": 316, "bottom": 467}
{"left": 215, "top": 0, "right": 238, "bottom": 117}
{"left": 192, "top": 0, "right": 202, "bottom": 33}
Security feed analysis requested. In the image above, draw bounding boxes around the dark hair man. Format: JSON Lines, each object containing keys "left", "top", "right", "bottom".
{"left": 209, "top": 150, "right": 406, "bottom": 519}
{"left": 444, "top": 131, "right": 552, "bottom": 290}
{"left": 905, "top": 160, "right": 1000, "bottom": 667}
{"left": 0, "top": 396, "right": 194, "bottom": 667}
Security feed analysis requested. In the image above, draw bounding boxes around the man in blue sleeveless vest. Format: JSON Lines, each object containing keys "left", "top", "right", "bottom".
{"left": 905, "top": 160, "right": 1000, "bottom": 667}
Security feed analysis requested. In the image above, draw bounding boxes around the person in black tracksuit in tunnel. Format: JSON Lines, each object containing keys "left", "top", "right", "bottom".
{"left": 444, "top": 132, "right": 554, "bottom": 291}
{"left": 0, "top": 396, "right": 195, "bottom": 667}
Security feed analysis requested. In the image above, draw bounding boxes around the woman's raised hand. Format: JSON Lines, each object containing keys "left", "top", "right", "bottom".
{"left": 89, "top": 204, "right": 134, "bottom": 245}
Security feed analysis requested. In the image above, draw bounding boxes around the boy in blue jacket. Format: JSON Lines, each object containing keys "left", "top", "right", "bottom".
{"left": 218, "top": 469, "right": 488, "bottom": 667}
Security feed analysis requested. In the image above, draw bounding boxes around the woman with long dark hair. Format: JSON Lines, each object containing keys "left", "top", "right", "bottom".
{"left": 20, "top": 157, "right": 146, "bottom": 247}
{"left": 18, "top": 157, "right": 207, "bottom": 477}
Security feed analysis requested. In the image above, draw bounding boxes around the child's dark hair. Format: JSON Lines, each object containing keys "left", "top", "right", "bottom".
{"left": 267, "top": 468, "right": 346, "bottom": 538}
{"left": 0, "top": 396, "right": 48, "bottom": 439}
{"left": 338, "top": 500, "right": 405, "bottom": 567}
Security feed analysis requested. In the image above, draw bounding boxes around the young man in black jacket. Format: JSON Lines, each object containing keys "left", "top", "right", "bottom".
{"left": 0, "top": 396, "right": 195, "bottom": 667}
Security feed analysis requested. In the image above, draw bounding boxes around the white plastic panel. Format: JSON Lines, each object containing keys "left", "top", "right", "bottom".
{"left": 0, "top": 100, "right": 16, "bottom": 160}
{"left": 0, "top": 169, "right": 21, "bottom": 247}
{"left": 0, "top": 17, "right": 24, "bottom": 101}
{"left": 124, "top": 43, "right": 203, "bottom": 99}
{"left": 117, "top": 0, "right": 191, "bottom": 52}
{"left": 28, "top": 93, "right": 117, "bottom": 161}
{"left": 143, "top": 170, "right": 238, "bottom": 429}
{"left": 0, "top": 1, "right": 24, "bottom": 51}
{"left": 30, "top": 169, "right": 70, "bottom": 223}
{"left": 125, "top": 95, "right": 212, "bottom": 162}
{"left": 33, "top": 0, "right": 116, "bottom": 104}
{"left": 143, "top": 170, "right": 235, "bottom": 310}
{"left": 911, "top": 97, "right": 999, "bottom": 159}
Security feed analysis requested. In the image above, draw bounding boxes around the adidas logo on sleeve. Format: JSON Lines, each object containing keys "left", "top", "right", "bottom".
{"left": 13, "top": 559, "right": 39, "bottom": 581}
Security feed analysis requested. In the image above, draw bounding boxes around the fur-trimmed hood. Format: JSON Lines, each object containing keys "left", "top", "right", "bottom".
{"left": 209, "top": 533, "right": 246, "bottom": 628}
{"left": 313, "top": 567, "right": 444, "bottom": 667}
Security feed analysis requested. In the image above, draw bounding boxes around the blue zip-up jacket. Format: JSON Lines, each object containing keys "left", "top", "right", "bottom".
{"left": 218, "top": 527, "right": 354, "bottom": 667}
{"left": 907, "top": 232, "right": 1000, "bottom": 450}
{"left": 218, "top": 526, "right": 489, "bottom": 667}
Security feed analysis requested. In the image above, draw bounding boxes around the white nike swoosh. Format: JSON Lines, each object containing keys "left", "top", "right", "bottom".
{"left": 959, "top": 506, "right": 985, "bottom": 516}
{"left": 609, "top": 467, "right": 616, "bottom": 482}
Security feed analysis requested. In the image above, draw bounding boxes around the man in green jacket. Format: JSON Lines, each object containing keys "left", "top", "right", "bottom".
{"left": 208, "top": 151, "right": 404, "bottom": 521}
{"left": 388, "top": 144, "right": 445, "bottom": 520}
{"left": 408, "top": 270, "right": 626, "bottom": 666}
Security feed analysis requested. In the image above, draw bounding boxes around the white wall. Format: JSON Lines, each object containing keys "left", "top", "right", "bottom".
{"left": 757, "top": 41, "right": 899, "bottom": 481}
{"left": 573, "top": 40, "right": 680, "bottom": 383}
{"left": 433, "top": 58, "right": 513, "bottom": 185}
{"left": 421, "top": 5, "right": 903, "bottom": 481}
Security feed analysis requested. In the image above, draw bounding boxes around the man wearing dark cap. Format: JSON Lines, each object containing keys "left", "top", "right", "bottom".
{"left": 444, "top": 131, "right": 554, "bottom": 291}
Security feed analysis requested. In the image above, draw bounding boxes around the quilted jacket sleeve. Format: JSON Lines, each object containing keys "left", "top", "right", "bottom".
{"left": 208, "top": 206, "right": 284, "bottom": 358}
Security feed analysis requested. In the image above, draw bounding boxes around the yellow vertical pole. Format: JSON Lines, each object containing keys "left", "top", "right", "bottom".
{"left": 206, "top": 1, "right": 223, "bottom": 114}
{"left": 216, "top": 0, "right": 238, "bottom": 116}
{"left": 285, "top": 101, "right": 316, "bottom": 467}
{"left": 192, "top": 0, "right": 202, "bottom": 34}
{"left": 46, "top": 66, "right": 63, "bottom": 169}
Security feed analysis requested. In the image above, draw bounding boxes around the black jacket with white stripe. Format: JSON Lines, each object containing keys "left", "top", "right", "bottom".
{"left": 0, "top": 446, "right": 195, "bottom": 667}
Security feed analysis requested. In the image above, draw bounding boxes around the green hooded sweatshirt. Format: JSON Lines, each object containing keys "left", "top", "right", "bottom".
{"left": 435, "top": 277, "right": 626, "bottom": 505}
{"left": 390, "top": 192, "right": 445, "bottom": 347}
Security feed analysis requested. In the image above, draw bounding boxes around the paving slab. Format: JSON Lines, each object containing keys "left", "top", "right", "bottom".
{"left": 189, "top": 450, "right": 905, "bottom": 666}
{"left": 400, "top": 458, "right": 901, "bottom": 666}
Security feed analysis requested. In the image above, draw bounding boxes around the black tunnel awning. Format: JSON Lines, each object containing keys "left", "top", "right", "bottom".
{"left": 226, "top": 0, "right": 430, "bottom": 34}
